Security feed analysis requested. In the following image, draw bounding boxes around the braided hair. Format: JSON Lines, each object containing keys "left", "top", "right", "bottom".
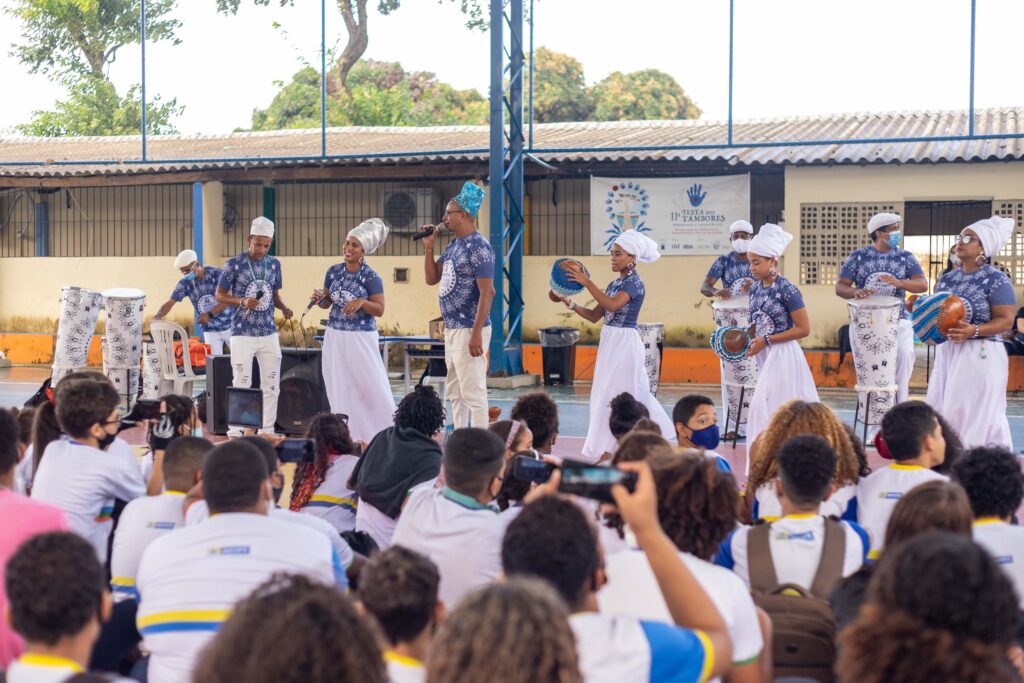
{"left": 290, "top": 413, "right": 356, "bottom": 511}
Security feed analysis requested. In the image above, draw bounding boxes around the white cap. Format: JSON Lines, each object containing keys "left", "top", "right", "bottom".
{"left": 867, "top": 212, "right": 901, "bottom": 235}
{"left": 174, "top": 249, "right": 197, "bottom": 269}
{"left": 729, "top": 220, "right": 754, "bottom": 235}
{"left": 250, "top": 216, "right": 275, "bottom": 238}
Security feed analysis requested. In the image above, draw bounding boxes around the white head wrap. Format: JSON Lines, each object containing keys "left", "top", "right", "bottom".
{"left": 347, "top": 218, "right": 389, "bottom": 255}
{"left": 173, "top": 249, "right": 197, "bottom": 269}
{"left": 729, "top": 220, "right": 754, "bottom": 235}
{"left": 748, "top": 223, "right": 794, "bottom": 259}
{"left": 966, "top": 215, "right": 1015, "bottom": 258}
{"left": 613, "top": 230, "right": 660, "bottom": 263}
{"left": 867, "top": 212, "right": 901, "bottom": 235}
{"left": 250, "top": 216, "right": 275, "bottom": 238}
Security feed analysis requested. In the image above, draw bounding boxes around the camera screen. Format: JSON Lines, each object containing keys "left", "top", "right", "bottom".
{"left": 226, "top": 388, "right": 263, "bottom": 429}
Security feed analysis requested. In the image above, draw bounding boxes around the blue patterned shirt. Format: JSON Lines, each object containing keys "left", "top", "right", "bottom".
{"left": 936, "top": 265, "right": 1016, "bottom": 331}
{"left": 218, "top": 254, "right": 283, "bottom": 337}
{"left": 748, "top": 275, "right": 806, "bottom": 337}
{"left": 437, "top": 232, "right": 495, "bottom": 329}
{"left": 603, "top": 270, "right": 645, "bottom": 329}
{"left": 839, "top": 245, "right": 924, "bottom": 319}
{"left": 324, "top": 262, "right": 384, "bottom": 332}
{"left": 170, "top": 266, "right": 233, "bottom": 333}
{"left": 706, "top": 252, "right": 754, "bottom": 291}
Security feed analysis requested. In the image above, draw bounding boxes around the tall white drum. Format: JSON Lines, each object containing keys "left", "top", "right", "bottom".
{"left": 712, "top": 297, "right": 759, "bottom": 434}
{"left": 847, "top": 295, "right": 902, "bottom": 428}
{"left": 52, "top": 286, "right": 104, "bottom": 384}
{"left": 636, "top": 323, "right": 664, "bottom": 396}
{"left": 102, "top": 288, "right": 146, "bottom": 412}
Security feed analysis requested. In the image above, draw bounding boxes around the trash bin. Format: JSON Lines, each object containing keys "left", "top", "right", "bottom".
{"left": 539, "top": 327, "right": 580, "bottom": 386}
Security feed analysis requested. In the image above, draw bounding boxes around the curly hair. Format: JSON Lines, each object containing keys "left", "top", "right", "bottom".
{"left": 952, "top": 446, "right": 1024, "bottom": 520}
{"left": 842, "top": 422, "right": 872, "bottom": 478}
{"left": 747, "top": 401, "right": 861, "bottom": 495}
{"left": 653, "top": 452, "right": 740, "bottom": 560}
{"left": 394, "top": 384, "right": 445, "bottom": 436}
{"left": 932, "top": 411, "right": 963, "bottom": 475}
{"left": 290, "top": 413, "right": 356, "bottom": 511}
{"left": 883, "top": 481, "right": 973, "bottom": 549}
{"left": 192, "top": 573, "right": 387, "bottom": 683}
{"left": 358, "top": 546, "right": 439, "bottom": 646}
{"left": 837, "top": 532, "right": 1018, "bottom": 683}
{"left": 608, "top": 392, "right": 649, "bottom": 441}
{"left": 603, "top": 432, "right": 674, "bottom": 538}
{"left": 629, "top": 417, "right": 662, "bottom": 436}
{"left": 510, "top": 392, "right": 559, "bottom": 450}
{"left": 425, "top": 577, "right": 581, "bottom": 683}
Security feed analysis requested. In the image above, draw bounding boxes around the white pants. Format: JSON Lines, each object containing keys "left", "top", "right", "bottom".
{"left": 444, "top": 326, "right": 491, "bottom": 429}
{"left": 229, "top": 334, "right": 281, "bottom": 435}
{"left": 895, "top": 318, "right": 915, "bottom": 403}
{"left": 203, "top": 329, "right": 232, "bottom": 356}
{"left": 322, "top": 327, "right": 396, "bottom": 443}
{"left": 926, "top": 338, "right": 1012, "bottom": 450}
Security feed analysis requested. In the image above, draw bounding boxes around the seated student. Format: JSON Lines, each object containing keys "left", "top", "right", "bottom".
{"left": 510, "top": 391, "right": 559, "bottom": 457}
{"left": 672, "top": 394, "right": 733, "bottom": 474}
{"left": 192, "top": 574, "right": 387, "bottom": 683}
{"left": 426, "top": 577, "right": 581, "bottom": 683}
{"left": 600, "top": 431, "right": 675, "bottom": 555}
{"left": 351, "top": 385, "right": 444, "bottom": 549}
{"left": 141, "top": 394, "right": 203, "bottom": 493}
{"left": 953, "top": 446, "right": 1024, "bottom": 609}
{"left": 600, "top": 453, "right": 765, "bottom": 683}
{"left": 11, "top": 406, "right": 36, "bottom": 495}
{"left": 0, "top": 410, "right": 69, "bottom": 669}
{"left": 110, "top": 436, "right": 211, "bottom": 602}
{"left": 488, "top": 420, "right": 535, "bottom": 516}
{"left": 502, "top": 468, "right": 733, "bottom": 683}
{"left": 136, "top": 440, "right": 339, "bottom": 683}
{"left": 719, "top": 435, "right": 869, "bottom": 591}
{"left": 4, "top": 532, "right": 132, "bottom": 682}
{"left": 31, "top": 375, "right": 146, "bottom": 563}
{"left": 358, "top": 547, "right": 443, "bottom": 683}
{"left": 289, "top": 413, "right": 362, "bottom": 533}
{"left": 856, "top": 401, "right": 948, "bottom": 557}
{"left": 391, "top": 428, "right": 506, "bottom": 609}
{"left": 609, "top": 392, "right": 650, "bottom": 443}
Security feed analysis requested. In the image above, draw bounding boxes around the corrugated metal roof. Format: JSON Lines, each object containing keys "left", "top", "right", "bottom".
{"left": 2, "top": 107, "right": 1023, "bottom": 178}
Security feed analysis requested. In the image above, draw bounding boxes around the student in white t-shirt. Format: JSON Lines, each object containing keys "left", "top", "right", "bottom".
{"left": 358, "top": 547, "right": 443, "bottom": 683}
{"left": 110, "top": 436, "right": 211, "bottom": 602}
{"left": 289, "top": 413, "right": 361, "bottom": 533}
{"left": 856, "top": 401, "right": 948, "bottom": 557}
{"left": 502, "top": 463, "right": 733, "bottom": 683}
{"left": 31, "top": 375, "right": 146, "bottom": 562}
{"left": 720, "top": 435, "right": 869, "bottom": 591}
{"left": 953, "top": 445, "right": 1024, "bottom": 609}
{"left": 136, "top": 440, "right": 340, "bottom": 683}
{"left": 673, "top": 394, "right": 734, "bottom": 475}
{"left": 601, "top": 451, "right": 765, "bottom": 683}
{"left": 391, "top": 428, "right": 507, "bottom": 609}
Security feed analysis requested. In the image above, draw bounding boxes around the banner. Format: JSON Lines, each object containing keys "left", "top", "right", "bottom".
{"left": 590, "top": 175, "right": 750, "bottom": 256}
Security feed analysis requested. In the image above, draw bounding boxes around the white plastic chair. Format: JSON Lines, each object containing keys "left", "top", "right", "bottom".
{"left": 149, "top": 320, "right": 202, "bottom": 397}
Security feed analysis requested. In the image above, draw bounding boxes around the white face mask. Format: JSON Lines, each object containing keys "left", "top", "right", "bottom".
{"left": 732, "top": 238, "right": 750, "bottom": 254}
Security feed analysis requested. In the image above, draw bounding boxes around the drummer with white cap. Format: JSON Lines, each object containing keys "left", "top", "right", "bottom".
{"left": 926, "top": 216, "right": 1017, "bottom": 449}
{"left": 154, "top": 249, "right": 234, "bottom": 355}
{"left": 836, "top": 212, "right": 928, "bottom": 403}
{"left": 215, "top": 217, "right": 294, "bottom": 435}
{"left": 701, "top": 219, "right": 755, "bottom": 299}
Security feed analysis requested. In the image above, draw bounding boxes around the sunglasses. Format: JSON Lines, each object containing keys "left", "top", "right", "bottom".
{"left": 954, "top": 234, "right": 978, "bottom": 245}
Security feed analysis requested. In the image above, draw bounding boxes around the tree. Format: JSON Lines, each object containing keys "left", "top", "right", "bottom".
{"left": 589, "top": 69, "right": 701, "bottom": 122}
{"left": 526, "top": 47, "right": 592, "bottom": 123}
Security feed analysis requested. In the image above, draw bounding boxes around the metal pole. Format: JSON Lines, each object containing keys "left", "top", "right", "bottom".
{"left": 193, "top": 181, "right": 205, "bottom": 338}
{"left": 969, "top": 0, "right": 976, "bottom": 137}
{"left": 321, "top": 0, "right": 328, "bottom": 157}
{"left": 140, "top": 0, "right": 148, "bottom": 161}
{"left": 528, "top": 0, "right": 534, "bottom": 150}
{"left": 507, "top": 0, "right": 525, "bottom": 375}
{"left": 728, "top": 0, "right": 734, "bottom": 145}
{"left": 488, "top": 0, "right": 505, "bottom": 375}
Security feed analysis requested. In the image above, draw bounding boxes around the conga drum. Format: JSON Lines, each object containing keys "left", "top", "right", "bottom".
{"left": 102, "top": 288, "right": 147, "bottom": 412}
{"left": 847, "top": 295, "right": 902, "bottom": 428}
{"left": 711, "top": 297, "right": 759, "bottom": 435}
{"left": 52, "top": 286, "right": 104, "bottom": 385}
{"left": 636, "top": 323, "right": 664, "bottom": 396}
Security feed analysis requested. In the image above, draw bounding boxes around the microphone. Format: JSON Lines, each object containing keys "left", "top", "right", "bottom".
{"left": 412, "top": 224, "right": 441, "bottom": 241}
{"left": 306, "top": 289, "right": 324, "bottom": 312}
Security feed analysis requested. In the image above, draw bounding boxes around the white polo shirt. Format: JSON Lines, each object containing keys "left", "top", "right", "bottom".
{"left": 355, "top": 477, "right": 438, "bottom": 550}
{"left": 391, "top": 487, "right": 504, "bottom": 609}
{"left": 599, "top": 548, "right": 762, "bottom": 676}
{"left": 752, "top": 483, "right": 857, "bottom": 522}
{"left": 385, "top": 652, "right": 426, "bottom": 683}
{"left": 973, "top": 518, "right": 1024, "bottom": 609}
{"left": 570, "top": 612, "right": 713, "bottom": 683}
{"left": 4, "top": 654, "right": 134, "bottom": 683}
{"left": 855, "top": 464, "right": 946, "bottom": 557}
{"left": 31, "top": 439, "right": 146, "bottom": 562}
{"left": 719, "top": 514, "right": 869, "bottom": 591}
{"left": 136, "top": 512, "right": 337, "bottom": 683}
{"left": 299, "top": 455, "right": 360, "bottom": 533}
{"left": 110, "top": 491, "right": 187, "bottom": 602}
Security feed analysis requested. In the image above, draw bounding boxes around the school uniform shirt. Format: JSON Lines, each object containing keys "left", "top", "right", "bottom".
{"left": 135, "top": 512, "right": 337, "bottom": 683}
{"left": 299, "top": 455, "right": 360, "bottom": 533}
{"left": 839, "top": 245, "right": 924, "bottom": 318}
{"left": 109, "top": 491, "right": 188, "bottom": 602}
{"left": 752, "top": 483, "right": 857, "bottom": 522}
{"left": 170, "top": 266, "right": 233, "bottom": 332}
{"left": 718, "top": 514, "right": 869, "bottom": 591}
{"left": 324, "top": 262, "right": 384, "bottom": 332}
{"left": 936, "top": 264, "right": 1016, "bottom": 336}
{"left": 217, "top": 253, "right": 283, "bottom": 337}
{"left": 603, "top": 270, "right": 645, "bottom": 329}
{"left": 385, "top": 652, "right": 426, "bottom": 683}
{"left": 748, "top": 275, "right": 804, "bottom": 337}
{"left": 355, "top": 477, "right": 438, "bottom": 550}
{"left": 570, "top": 611, "right": 713, "bottom": 683}
{"left": 4, "top": 654, "right": 134, "bottom": 683}
{"left": 855, "top": 464, "right": 947, "bottom": 557}
{"left": 391, "top": 487, "right": 505, "bottom": 609}
{"left": 599, "top": 549, "right": 763, "bottom": 676}
{"left": 674, "top": 447, "right": 734, "bottom": 475}
{"left": 973, "top": 518, "right": 1024, "bottom": 609}
{"left": 705, "top": 252, "right": 754, "bottom": 292}
{"left": 31, "top": 439, "right": 146, "bottom": 562}
{"left": 437, "top": 232, "right": 495, "bottom": 329}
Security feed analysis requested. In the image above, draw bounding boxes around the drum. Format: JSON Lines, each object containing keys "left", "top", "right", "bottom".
{"left": 911, "top": 292, "right": 966, "bottom": 345}
{"left": 141, "top": 341, "right": 162, "bottom": 400}
{"left": 847, "top": 295, "right": 902, "bottom": 426}
{"left": 52, "top": 286, "right": 104, "bottom": 383}
{"left": 636, "top": 323, "right": 664, "bottom": 396}
{"left": 710, "top": 326, "right": 751, "bottom": 362}
{"left": 103, "top": 288, "right": 146, "bottom": 412}
{"left": 711, "top": 297, "right": 759, "bottom": 433}
{"left": 549, "top": 258, "right": 590, "bottom": 298}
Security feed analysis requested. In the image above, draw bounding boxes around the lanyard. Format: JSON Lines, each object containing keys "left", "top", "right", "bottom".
{"left": 246, "top": 256, "right": 266, "bottom": 285}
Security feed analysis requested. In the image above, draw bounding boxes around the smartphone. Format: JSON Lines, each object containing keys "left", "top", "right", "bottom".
{"left": 512, "top": 454, "right": 555, "bottom": 484}
{"left": 558, "top": 458, "right": 637, "bottom": 504}
{"left": 226, "top": 388, "right": 263, "bottom": 430}
{"left": 134, "top": 399, "right": 162, "bottom": 421}
{"left": 276, "top": 439, "right": 315, "bottom": 464}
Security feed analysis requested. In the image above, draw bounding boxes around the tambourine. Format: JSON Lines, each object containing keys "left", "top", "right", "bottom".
{"left": 710, "top": 325, "right": 752, "bottom": 362}
{"left": 911, "top": 292, "right": 966, "bottom": 345}
{"left": 550, "top": 258, "right": 590, "bottom": 298}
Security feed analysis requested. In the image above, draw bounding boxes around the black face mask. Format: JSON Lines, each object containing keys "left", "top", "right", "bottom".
{"left": 272, "top": 487, "right": 283, "bottom": 506}
{"left": 97, "top": 430, "right": 117, "bottom": 451}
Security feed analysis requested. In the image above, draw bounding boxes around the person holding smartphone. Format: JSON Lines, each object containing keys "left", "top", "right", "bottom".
{"left": 289, "top": 413, "right": 362, "bottom": 534}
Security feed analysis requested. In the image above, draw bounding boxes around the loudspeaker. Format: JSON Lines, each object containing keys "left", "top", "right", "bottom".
{"left": 205, "top": 355, "right": 259, "bottom": 435}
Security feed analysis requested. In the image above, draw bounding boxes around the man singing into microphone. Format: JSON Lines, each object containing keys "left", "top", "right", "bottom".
{"left": 422, "top": 181, "right": 495, "bottom": 428}
{"left": 216, "top": 217, "right": 293, "bottom": 435}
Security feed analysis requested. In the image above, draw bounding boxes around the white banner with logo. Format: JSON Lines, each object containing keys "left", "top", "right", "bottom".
{"left": 589, "top": 175, "right": 750, "bottom": 256}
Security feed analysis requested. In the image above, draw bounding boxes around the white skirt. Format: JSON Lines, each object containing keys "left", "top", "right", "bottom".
{"left": 322, "top": 327, "right": 397, "bottom": 443}
{"left": 745, "top": 340, "right": 820, "bottom": 471}
{"left": 581, "top": 325, "right": 675, "bottom": 462}
{"left": 926, "top": 338, "right": 1012, "bottom": 450}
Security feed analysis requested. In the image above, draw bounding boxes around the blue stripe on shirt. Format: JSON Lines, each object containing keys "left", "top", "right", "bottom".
{"left": 640, "top": 621, "right": 708, "bottom": 683}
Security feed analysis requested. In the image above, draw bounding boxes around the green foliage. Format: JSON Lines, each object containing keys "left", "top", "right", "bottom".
{"left": 590, "top": 68, "right": 701, "bottom": 122}
{"left": 528, "top": 46, "right": 592, "bottom": 123}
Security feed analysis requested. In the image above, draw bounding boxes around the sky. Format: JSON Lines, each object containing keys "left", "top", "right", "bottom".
{"left": 1, "top": 0, "right": 1022, "bottom": 136}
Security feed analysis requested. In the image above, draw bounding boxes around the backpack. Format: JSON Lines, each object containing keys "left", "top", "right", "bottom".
{"left": 747, "top": 518, "right": 846, "bottom": 683}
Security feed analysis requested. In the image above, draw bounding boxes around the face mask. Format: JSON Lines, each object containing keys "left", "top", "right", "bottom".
{"left": 192, "top": 426, "right": 204, "bottom": 438}
{"left": 183, "top": 271, "right": 197, "bottom": 282}
{"left": 731, "top": 238, "right": 750, "bottom": 254}
{"left": 689, "top": 423, "right": 721, "bottom": 450}
{"left": 886, "top": 231, "right": 901, "bottom": 249}
{"left": 97, "top": 430, "right": 117, "bottom": 451}
{"left": 949, "top": 252, "right": 961, "bottom": 266}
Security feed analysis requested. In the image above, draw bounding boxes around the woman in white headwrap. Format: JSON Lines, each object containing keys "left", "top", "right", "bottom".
{"left": 311, "top": 218, "right": 396, "bottom": 443}
{"left": 926, "top": 216, "right": 1016, "bottom": 449}
{"left": 743, "top": 223, "right": 819, "bottom": 464}
{"left": 557, "top": 229, "right": 675, "bottom": 462}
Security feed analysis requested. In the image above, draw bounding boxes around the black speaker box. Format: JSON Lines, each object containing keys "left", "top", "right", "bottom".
{"left": 205, "top": 355, "right": 258, "bottom": 436}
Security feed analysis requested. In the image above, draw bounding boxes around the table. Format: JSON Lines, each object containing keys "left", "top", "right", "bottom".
{"left": 379, "top": 336, "right": 446, "bottom": 394}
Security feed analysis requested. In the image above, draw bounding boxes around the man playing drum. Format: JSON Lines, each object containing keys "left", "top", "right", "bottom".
{"left": 835, "top": 213, "right": 928, "bottom": 403}
{"left": 700, "top": 220, "right": 755, "bottom": 299}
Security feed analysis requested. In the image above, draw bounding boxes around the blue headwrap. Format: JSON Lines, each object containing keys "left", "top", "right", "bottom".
{"left": 454, "top": 181, "right": 486, "bottom": 217}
